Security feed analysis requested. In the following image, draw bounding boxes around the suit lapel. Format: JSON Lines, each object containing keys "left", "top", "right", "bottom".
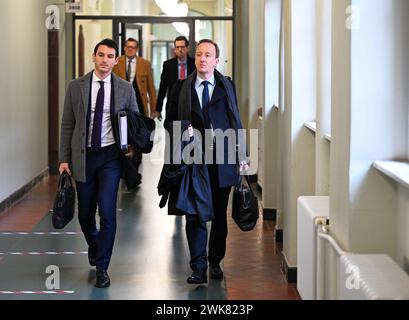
{"left": 119, "top": 56, "right": 127, "bottom": 79}
{"left": 191, "top": 84, "right": 203, "bottom": 121}
{"left": 188, "top": 57, "right": 195, "bottom": 74}
{"left": 113, "top": 74, "right": 121, "bottom": 113}
{"left": 134, "top": 56, "right": 142, "bottom": 86}
{"left": 210, "top": 81, "right": 226, "bottom": 105}
{"left": 80, "top": 72, "right": 92, "bottom": 117}
{"left": 172, "top": 58, "right": 178, "bottom": 81}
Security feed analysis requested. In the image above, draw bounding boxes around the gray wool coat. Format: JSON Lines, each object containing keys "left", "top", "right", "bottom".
{"left": 59, "top": 71, "right": 138, "bottom": 182}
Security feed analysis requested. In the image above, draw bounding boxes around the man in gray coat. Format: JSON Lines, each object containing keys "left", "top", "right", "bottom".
{"left": 59, "top": 39, "right": 138, "bottom": 288}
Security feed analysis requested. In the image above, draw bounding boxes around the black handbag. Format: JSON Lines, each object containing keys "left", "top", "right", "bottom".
{"left": 52, "top": 171, "right": 76, "bottom": 229}
{"left": 232, "top": 175, "right": 259, "bottom": 231}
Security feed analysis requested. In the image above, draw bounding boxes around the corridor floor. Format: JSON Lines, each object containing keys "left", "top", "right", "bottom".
{"left": 0, "top": 127, "right": 300, "bottom": 300}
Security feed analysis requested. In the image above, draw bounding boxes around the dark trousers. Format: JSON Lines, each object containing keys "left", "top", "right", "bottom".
{"left": 185, "top": 165, "right": 231, "bottom": 273}
{"left": 76, "top": 144, "right": 122, "bottom": 271}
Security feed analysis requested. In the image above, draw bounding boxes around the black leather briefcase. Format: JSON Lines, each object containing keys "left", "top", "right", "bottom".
{"left": 52, "top": 171, "right": 75, "bottom": 229}
{"left": 232, "top": 175, "right": 259, "bottom": 232}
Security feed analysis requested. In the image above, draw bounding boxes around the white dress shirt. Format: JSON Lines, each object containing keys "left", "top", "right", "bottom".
{"left": 88, "top": 72, "right": 115, "bottom": 148}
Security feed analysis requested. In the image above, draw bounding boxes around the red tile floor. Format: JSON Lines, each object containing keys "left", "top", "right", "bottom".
{"left": 225, "top": 212, "right": 300, "bottom": 300}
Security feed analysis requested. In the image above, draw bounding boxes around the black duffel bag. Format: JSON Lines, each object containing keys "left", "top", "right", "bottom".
{"left": 52, "top": 171, "right": 75, "bottom": 229}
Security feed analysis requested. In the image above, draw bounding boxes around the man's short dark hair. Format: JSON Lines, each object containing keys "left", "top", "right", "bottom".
{"left": 197, "top": 39, "right": 220, "bottom": 58}
{"left": 94, "top": 38, "right": 119, "bottom": 58}
{"left": 125, "top": 37, "right": 139, "bottom": 48}
{"left": 174, "top": 36, "right": 189, "bottom": 47}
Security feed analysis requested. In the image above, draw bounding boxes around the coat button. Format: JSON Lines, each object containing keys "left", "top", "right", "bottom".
{"left": 82, "top": 132, "right": 85, "bottom": 137}
{"left": 81, "top": 149, "right": 84, "bottom": 154}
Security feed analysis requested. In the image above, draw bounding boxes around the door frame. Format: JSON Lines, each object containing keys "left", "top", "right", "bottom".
{"left": 113, "top": 16, "right": 195, "bottom": 58}
{"left": 72, "top": 15, "right": 235, "bottom": 79}
{"left": 118, "top": 22, "right": 143, "bottom": 56}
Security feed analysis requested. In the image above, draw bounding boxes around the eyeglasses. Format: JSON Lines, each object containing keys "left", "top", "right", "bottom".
{"left": 126, "top": 46, "right": 137, "bottom": 49}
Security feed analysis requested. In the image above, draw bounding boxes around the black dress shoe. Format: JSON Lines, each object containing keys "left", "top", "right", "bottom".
{"left": 209, "top": 264, "right": 224, "bottom": 280}
{"left": 187, "top": 271, "right": 207, "bottom": 284}
{"left": 95, "top": 269, "right": 110, "bottom": 288}
{"left": 88, "top": 246, "right": 96, "bottom": 266}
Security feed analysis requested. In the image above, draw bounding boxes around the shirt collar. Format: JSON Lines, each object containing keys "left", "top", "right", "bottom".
{"left": 92, "top": 71, "right": 111, "bottom": 84}
{"left": 195, "top": 74, "right": 215, "bottom": 87}
{"left": 178, "top": 58, "right": 187, "bottom": 65}
{"left": 126, "top": 56, "right": 136, "bottom": 63}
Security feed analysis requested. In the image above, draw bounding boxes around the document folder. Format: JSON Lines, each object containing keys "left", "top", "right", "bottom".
{"left": 118, "top": 110, "right": 128, "bottom": 152}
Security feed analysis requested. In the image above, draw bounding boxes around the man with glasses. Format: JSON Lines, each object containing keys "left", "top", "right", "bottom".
{"left": 156, "top": 36, "right": 196, "bottom": 120}
{"left": 113, "top": 38, "right": 159, "bottom": 187}
{"left": 113, "top": 38, "right": 159, "bottom": 119}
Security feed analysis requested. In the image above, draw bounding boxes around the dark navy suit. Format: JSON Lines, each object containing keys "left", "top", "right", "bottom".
{"left": 156, "top": 56, "right": 196, "bottom": 113}
{"left": 165, "top": 71, "right": 243, "bottom": 274}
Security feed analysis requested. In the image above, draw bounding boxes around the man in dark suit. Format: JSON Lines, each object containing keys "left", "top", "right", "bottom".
{"left": 165, "top": 39, "right": 246, "bottom": 284}
{"left": 59, "top": 39, "right": 138, "bottom": 288}
{"left": 157, "top": 36, "right": 196, "bottom": 120}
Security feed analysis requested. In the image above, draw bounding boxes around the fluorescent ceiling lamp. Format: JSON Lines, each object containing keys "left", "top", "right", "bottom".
{"left": 155, "top": 0, "right": 188, "bottom": 16}
{"left": 172, "top": 22, "right": 189, "bottom": 37}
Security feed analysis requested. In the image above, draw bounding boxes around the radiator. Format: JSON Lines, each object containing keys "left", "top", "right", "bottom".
{"left": 297, "top": 196, "right": 409, "bottom": 300}
{"left": 339, "top": 254, "right": 409, "bottom": 300}
{"left": 297, "top": 196, "right": 330, "bottom": 300}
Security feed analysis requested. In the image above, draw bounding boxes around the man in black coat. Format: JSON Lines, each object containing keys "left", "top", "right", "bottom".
{"left": 156, "top": 36, "right": 196, "bottom": 120}
{"left": 165, "top": 39, "right": 246, "bottom": 285}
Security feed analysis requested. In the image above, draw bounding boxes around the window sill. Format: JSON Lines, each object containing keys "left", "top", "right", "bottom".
{"left": 373, "top": 161, "right": 409, "bottom": 189}
{"left": 305, "top": 121, "right": 317, "bottom": 133}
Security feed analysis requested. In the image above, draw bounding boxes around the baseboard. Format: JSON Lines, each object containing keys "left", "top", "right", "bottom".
{"left": 263, "top": 208, "right": 276, "bottom": 221}
{"left": 275, "top": 228, "right": 283, "bottom": 243}
{"left": 280, "top": 252, "right": 297, "bottom": 284}
{"left": 0, "top": 168, "right": 49, "bottom": 215}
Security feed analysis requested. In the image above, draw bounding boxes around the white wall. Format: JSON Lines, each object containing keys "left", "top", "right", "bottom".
{"left": 281, "top": 0, "right": 317, "bottom": 267}
{"left": 315, "top": 0, "right": 331, "bottom": 196}
{"left": 262, "top": 0, "right": 281, "bottom": 210}
{"left": 0, "top": 0, "right": 66, "bottom": 202}
{"left": 331, "top": 0, "right": 408, "bottom": 258}
{"left": 248, "top": 0, "right": 265, "bottom": 131}
{"left": 330, "top": 0, "right": 353, "bottom": 249}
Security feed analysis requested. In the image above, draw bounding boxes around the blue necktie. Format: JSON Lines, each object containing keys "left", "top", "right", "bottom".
{"left": 91, "top": 81, "right": 105, "bottom": 150}
{"left": 201, "top": 80, "right": 211, "bottom": 129}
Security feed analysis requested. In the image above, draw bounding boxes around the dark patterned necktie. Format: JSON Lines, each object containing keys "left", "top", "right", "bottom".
{"left": 201, "top": 80, "right": 211, "bottom": 129}
{"left": 126, "top": 58, "right": 132, "bottom": 82}
{"left": 91, "top": 81, "right": 105, "bottom": 150}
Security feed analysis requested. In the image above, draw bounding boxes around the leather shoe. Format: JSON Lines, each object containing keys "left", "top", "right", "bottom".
{"left": 95, "top": 269, "right": 110, "bottom": 288}
{"left": 209, "top": 264, "right": 224, "bottom": 280}
{"left": 88, "top": 246, "right": 96, "bottom": 266}
{"left": 187, "top": 271, "right": 207, "bottom": 284}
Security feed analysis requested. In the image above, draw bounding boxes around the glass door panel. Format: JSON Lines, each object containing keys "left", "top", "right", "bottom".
{"left": 75, "top": 19, "right": 113, "bottom": 78}
{"left": 117, "top": 21, "right": 191, "bottom": 92}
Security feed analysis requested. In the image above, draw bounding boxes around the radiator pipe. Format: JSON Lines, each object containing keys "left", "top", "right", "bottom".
{"left": 316, "top": 224, "right": 345, "bottom": 299}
